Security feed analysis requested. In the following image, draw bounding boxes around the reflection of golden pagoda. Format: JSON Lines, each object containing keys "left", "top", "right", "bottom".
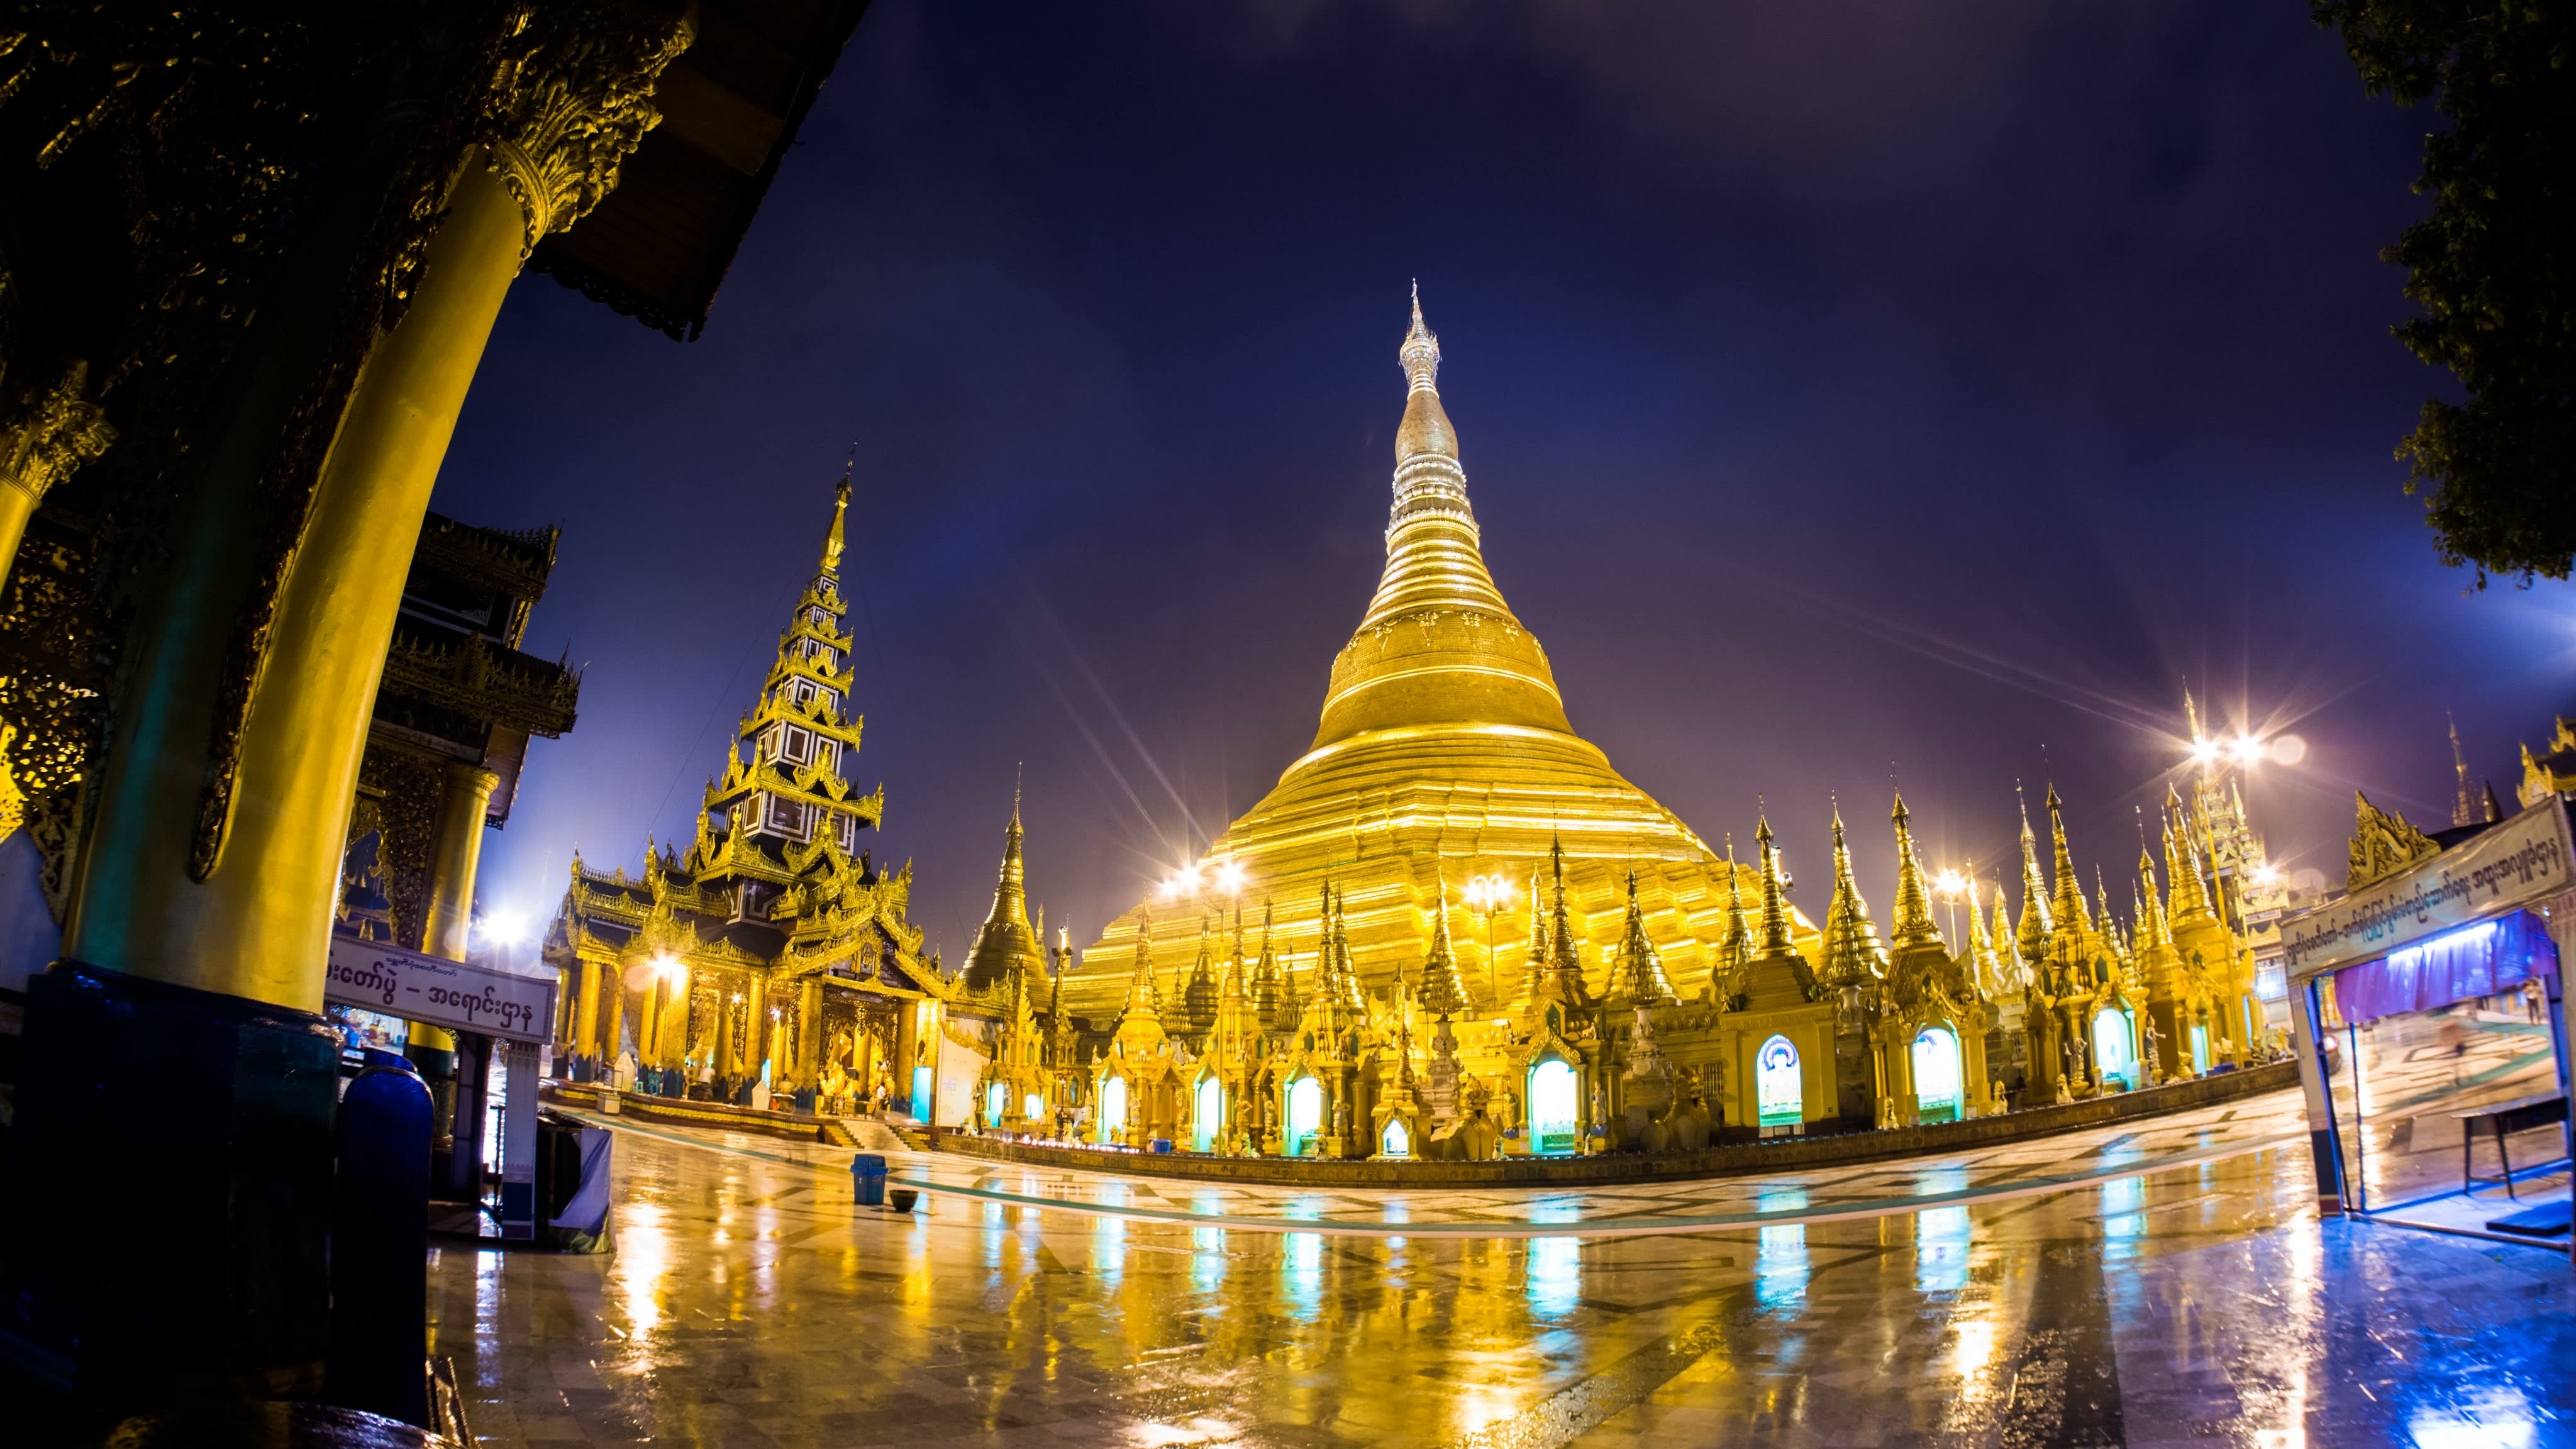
{"left": 1070, "top": 291, "right": 1816, "bottom": 1021}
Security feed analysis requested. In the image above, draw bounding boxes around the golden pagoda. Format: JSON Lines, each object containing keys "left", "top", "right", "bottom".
{"left": 1069, "top": 290, "right": 1814, "bottom": 1021}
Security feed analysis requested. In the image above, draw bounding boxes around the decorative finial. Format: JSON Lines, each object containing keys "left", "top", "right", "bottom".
{"left": 820, "top": 452, "right": 852, "bottom": 575}
{"left": 1400, "top": 282, "right": 1441, "bottom": 394}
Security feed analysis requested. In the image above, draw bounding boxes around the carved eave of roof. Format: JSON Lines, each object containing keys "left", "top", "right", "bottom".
{"left": 663, "top": 929, "right": 773, "bottom": 972}
{"left": 780, "top": 612, "right": 856, "bottom": 652}
{"left": 743, "top": 665, "right": 865, "bottom": 725}
{"left": 380, "top": 633, "right": 580, "bottom": 738}
{"left": 525, "top": 1, "right": 872, "bottom": 342}
{"left": 569, "top": 873, "right": 653, "bottom": 921}
{"left": 415, "top": 512, "right": 560, "bottom": 601}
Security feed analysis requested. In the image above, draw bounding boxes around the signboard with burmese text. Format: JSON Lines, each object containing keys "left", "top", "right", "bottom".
{"left": 325, "top": 935, "right": 557, "bottom": 1043}
{"left": 2280, "top": 799, "right": 2574, "bottom": 983}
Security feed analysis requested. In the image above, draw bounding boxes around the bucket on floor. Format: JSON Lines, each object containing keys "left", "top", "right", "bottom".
{"left": 850, "top": 1152, "right": 887, "bottom": 1207}
{"left": 887, "top": 1188, "right": 918, "bottom": 1213}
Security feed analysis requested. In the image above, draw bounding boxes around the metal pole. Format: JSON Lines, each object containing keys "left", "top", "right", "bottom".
{"left": 2304, "top": 978, "right": 2352, "bottom": 1214}
{"left": 2346, "top": 1020, "right": 2368, "bottom": 1214}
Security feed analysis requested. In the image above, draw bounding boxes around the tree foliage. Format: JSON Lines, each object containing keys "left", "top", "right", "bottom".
{"left": 2314, "top": 1, "right": 2575, "bottom": 586}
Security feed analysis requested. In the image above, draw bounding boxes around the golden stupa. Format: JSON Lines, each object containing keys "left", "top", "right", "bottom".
{"left": 1067, "top": 291, "right": 1815, "bottom": 1020}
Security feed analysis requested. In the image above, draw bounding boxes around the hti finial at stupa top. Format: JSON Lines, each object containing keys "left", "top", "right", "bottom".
{"left": 821, "top": 448, "right": 853, "bottom": 575}
{"left": 1401, "top": 280, "right": 1441, "bottom": 396}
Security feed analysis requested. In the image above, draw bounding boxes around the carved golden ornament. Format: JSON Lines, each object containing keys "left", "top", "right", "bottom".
{"left": 2346, "top": 791, "right": 2443, "bottom": 891}
{"left": 482, "top": 4, "right": 696, "bottom": 257}
{"left": 1, "top": 360, "right": 116, "bottom": 505}
{"left": 0, "top": 723, "right": 24, "bottom": 843}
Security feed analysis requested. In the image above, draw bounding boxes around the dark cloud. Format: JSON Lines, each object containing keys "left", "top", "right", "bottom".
{"left": 436, "top": 1, "right": 2572, "bottom": 958}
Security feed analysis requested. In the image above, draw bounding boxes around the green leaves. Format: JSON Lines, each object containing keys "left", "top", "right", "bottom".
{"left": 2318, "top": 1, "right": 2576, "bottom": 585}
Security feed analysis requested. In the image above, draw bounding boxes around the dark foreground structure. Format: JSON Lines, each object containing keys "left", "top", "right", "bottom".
{"left": 0, "top": 3, "right": 867, "bottom": 1436}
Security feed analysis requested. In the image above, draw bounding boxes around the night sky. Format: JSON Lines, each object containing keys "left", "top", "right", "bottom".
{"left": 436, "top": 2, "right": 2576, "bottom": 962}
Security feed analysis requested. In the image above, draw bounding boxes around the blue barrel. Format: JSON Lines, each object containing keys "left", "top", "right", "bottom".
{"left": 849, "top": 1153, "right": 888, "bottom": 1208}
{"left": 328, "top": 1058, "right": 433, "bottom": 1426}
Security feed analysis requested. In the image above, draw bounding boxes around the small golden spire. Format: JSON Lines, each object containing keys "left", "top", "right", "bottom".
{"left": 1820, "top": 797, "right": 1887, "bottom": 987}
{"left": 1420, "top": 889, "right": 1470, "bottom": 1018}
{"left": 1990, "top": 873, "right": 2023, "bottom": 991}
{"left": 1753, "top": 811, "right": 1796, "bottom": 958}
{"left": 2164, "top": 784, "right": 2215, "bottom": 923}
{"left": 2045, "top": 782, "right": 2091, "bottom": 931}
{"left": 2016, "top": 784, "right": 2053, "bottom": 951}
{"left": 1962, "top": 865, "right": 2002, "bottom": 997}
{"left": 1718, "top": 833, "right": 1753, "bottom": 971}
{"left": 1123, "top": 914, "right": 1162, "bottom": 1016}
{"left": 821, "top": 449, "right": 852, "bottom": 575}
{"left": 1613, "top": 869, "right": 1677, "bottom": 1005}
{"left": 1546, "top": 834, "right": 1586, "bottom": 1002}
{"left": 1887, "top": 791, "right": 1941, "bottom": 951}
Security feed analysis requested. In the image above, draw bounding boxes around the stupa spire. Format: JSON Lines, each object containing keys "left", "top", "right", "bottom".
{"left": 1990, "top": 874, "right": 2024, "bottom": 992}
{"left": 1888, "top": 791, "right": 1942, "bottom": 951}
{"left": 2136, "top": 814, "right": 2174, "bottom": 950}
{"left": 1547, "top": 835, "right": 1588, "bottom": 1002}
{"left": 1753, "top": 811, "right": 1797, "bottom": 958}
{"left": 1613, "top": 869, "right": 1678, "bottom": 1005}
{"left": 1122, "top": 915, "right": 1163, "bottom": 1020}
{"left": 1962, "top": 867, "right": 2002, "bottom": 997}
{"left": 2016, "top": 785, "right": 2053, "bottom": 954}
{"left": 1313, "top": 288, "right": 1569, "bottom": 748}
{"left": 1820, "top": 798, "right": 1887, "bottom": 987}
{"left": 1518, "top": 867, "right": 1550, "bottom": 1007}
{"left": 960, "top": 786, "right": 1038, "bottom": 990}
{"left": 2046, "top": 783, "right": 2091, "bottom": 931}
{"left": 821, "top": 451, "right": 852, "bottom": 577}
{"left": 1419, "top": 890, "right": 1470, "bottom": 1018}
{"left": 2165, "top": 785, "right": 2216, "bottom": 924}
{"left": 1715, "top": 834, "right": 1753, "bottom": 982}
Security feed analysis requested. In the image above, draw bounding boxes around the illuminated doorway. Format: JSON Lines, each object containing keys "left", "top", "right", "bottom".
{"left": 985, "top": 1080, "right": 1006, "bottom": 1126}
{"left": 1099, "top": 1075, "right": 1128, "bottom": 1144}
{"left": 1529, "top": 1058, "right": 1579, "bottom": 1155}
{"left": 1381, "top": 1118, "right": 1411, "bottom": 1157}
{"left": 1911, "top": 1026, "right": 1962, "bottom": 1123}
{"left": 1023, "top": 1091, "right": 1044, "bottom": 1124}
{"left": 1287, "top": 1076, "right": 1323, "bottom": 1155}
{"left": 1757, "top": 1035, "right": 1802, "bottom": 1136}
{"left": 1193, "top": 1074, "right": 1223, "bottom": 1153}
{"left": 2093, "top": 1007, "right": 2137, "bottom": 1090}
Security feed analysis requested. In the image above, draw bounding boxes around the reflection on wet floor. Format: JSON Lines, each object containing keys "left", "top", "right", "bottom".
{"left": 433, "top": 1029, "right": 2576, "bottom": 1447}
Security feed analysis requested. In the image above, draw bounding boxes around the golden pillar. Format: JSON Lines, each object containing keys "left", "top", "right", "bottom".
{"left": 713, "top": 977, "right": 740, "bottom": 1083}
{"left": 795, "top": 979, "right": 824, "bottom": 1092}
{"left": 743, "top": 974, "right": 769, "bottom": 1087}
{"left": 2, "top": 18, "right": 696, "bottom": 1410}
{"left": 404, "top": 761, "right": 499, "bottom": 1062}
{"left": 599, "top": 965, "right": 628, "bottom": 1066}
{"left": 660, "top": 964, "right": 693, "bottom": 1074}
{"left": 894, "top": 1000, "right": 921, "bottom": 1115}
{"left": 65, "top": 11, "right": 691, "bottom": 1011}
{"left": 66, "top": 167, "right": 526, "bottom": 1006}
{"left": 571, "top": 957, "right": 603, "bottom": 1062}
{"left": 636, "top": 965, "right": 663, "bottom": 1072}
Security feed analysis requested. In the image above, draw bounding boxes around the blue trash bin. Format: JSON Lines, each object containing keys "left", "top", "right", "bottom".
{"left": 850, "top": 1153, "right": 888, "bottom": 1208}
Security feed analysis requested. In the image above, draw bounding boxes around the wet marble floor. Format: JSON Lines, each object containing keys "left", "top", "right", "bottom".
{"left": 432, "top": 1030, "right": 2575, "bottom": 1448}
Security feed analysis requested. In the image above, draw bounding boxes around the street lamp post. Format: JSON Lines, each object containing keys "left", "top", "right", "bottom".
{"left": 1931, "top": 867, "right": 1968, "bottom": 954}
{"left": 1462, "top": 873, "right": 1514, "bottom": 1004}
